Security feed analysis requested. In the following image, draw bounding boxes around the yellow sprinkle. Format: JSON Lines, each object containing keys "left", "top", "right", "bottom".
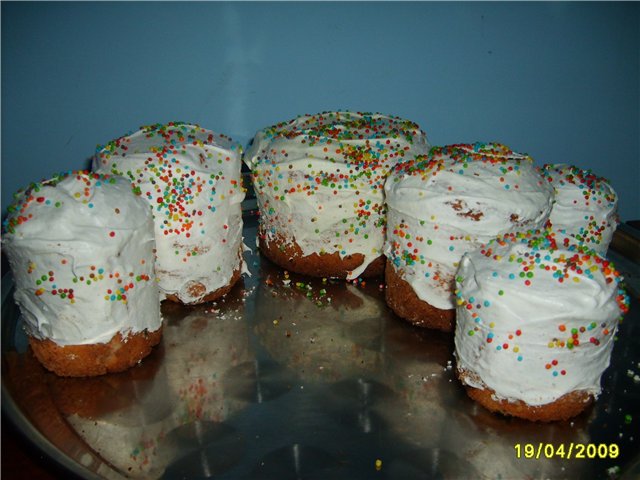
{"left": 548, "top": 341, "right": 555, "bottom": 348}
{"left": 489, "top": 322, "right": 495, "bottom": 328}
{"left": 513, "top": 346, "right": 519, "bottom": 353}
{"left": 573, "top": 277, "right": 580, "bottom": 283}
{"left": 375, "top": 459, "right": 382, "bottom": 471}
{"left": 272, "top": 319, "right": 279, "bottom": 326}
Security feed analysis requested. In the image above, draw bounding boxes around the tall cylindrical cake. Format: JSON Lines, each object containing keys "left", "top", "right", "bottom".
{"left": 2, "top": 171, "right": 162, "bottom": 377}
{"left": 93, "top": 122, "right": 246, "bottom": 305}
{"left": 454, "top": 230, "right": 629, "bottom": 421}
{"left": 244, "top": 111, "right": 430, "bottom": 279}
{"left": 542, "top": 163, "right": 618, "bottom": 255}
{"left": 384, "top": 143, "right": 554, "bottom": 331}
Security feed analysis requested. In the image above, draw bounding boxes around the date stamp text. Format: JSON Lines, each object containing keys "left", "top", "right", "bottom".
{"left": 514, "top": 443, "right": 619, "bottom": 460}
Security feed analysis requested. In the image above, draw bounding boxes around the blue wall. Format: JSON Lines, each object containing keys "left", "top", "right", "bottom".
{"left": 2, "top": 2, "right": 639, "bottom": 221}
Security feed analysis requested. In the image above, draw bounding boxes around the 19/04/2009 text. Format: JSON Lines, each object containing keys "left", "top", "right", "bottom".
{"left": 514, "top": 443, "right": 619, "bottom": 459}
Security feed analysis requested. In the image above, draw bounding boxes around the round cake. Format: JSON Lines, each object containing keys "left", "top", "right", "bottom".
{"left": 542, "top": 163, "right": 618, "bottom": 255}
{"left": 454, "top": 230, "right": 630, "bottom": 421}
{"left": 2, "top": 171, "right": 162, "bottom": 377}
{"left": 244, "top": 111, "right": 430, "bottom": 279}
{"left": 93, "top": 122, "right": 246, "bottom": 305}
{"left": 384, "top": 142, "right": 554, "bottom": 331}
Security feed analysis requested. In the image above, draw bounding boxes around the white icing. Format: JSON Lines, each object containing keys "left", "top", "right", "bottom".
{"left": 454, "top": 234, "right": 628, "bottom": 406}
{"left": 384, "top": 143, "right": 554, "bottom": 310}
{"left": 93, "top": 122, "right": 245, "bottom": 304}
{"left": 2, "top": 172, "right": 161, "bottom": 346}
{"left": 543, "top": 163, "right": 618, "bottom": 255}
{"left": 244, "top": 111, "right": 430, "bottom": 279}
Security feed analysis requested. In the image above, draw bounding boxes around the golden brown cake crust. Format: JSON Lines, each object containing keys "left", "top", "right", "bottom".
{"left": 258, "top": 231, "right": 385, "bottom": 279}
{"left": 164, "top": 264, "right": 243, "bottom": 305}
{"left": 28, "top": 327, "right": 163, "bottom": 377}
{"left": 385, "top": 260, "right": 454, "bottom": 332}
{"left": 457, "top": 368, "right": 593, "bottom": 422}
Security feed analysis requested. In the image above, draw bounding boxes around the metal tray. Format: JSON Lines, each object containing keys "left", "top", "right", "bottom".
{"left": 2, "top": 213, "right": 640, "bottom": 479}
